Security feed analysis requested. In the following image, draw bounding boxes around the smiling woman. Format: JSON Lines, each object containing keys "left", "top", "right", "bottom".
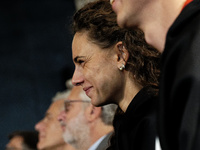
{"left": 71, "top": 0, "right": 161, "bottom": 149}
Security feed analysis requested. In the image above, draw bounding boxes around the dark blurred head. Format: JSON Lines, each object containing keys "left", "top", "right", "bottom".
{"left": 6, "top": 130, "right": 38, "bottom": 150}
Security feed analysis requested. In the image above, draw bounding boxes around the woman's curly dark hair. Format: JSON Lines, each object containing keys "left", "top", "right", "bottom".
{"left": 72, "top": 0, "right": 161, "bottom": 94}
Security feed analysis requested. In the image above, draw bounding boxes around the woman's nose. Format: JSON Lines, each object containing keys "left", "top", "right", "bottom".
{"left": 72, "top": 67, "right": 84, "bottom": 86}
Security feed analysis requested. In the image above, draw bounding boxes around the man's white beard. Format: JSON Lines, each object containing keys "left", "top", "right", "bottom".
{"left": 63, "top": 110, "right": 90, "bottom": 149}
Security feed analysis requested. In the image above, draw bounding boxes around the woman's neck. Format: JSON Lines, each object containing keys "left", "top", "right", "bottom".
{"left": 118, "top": 76, "right": 142, "bottom": 112}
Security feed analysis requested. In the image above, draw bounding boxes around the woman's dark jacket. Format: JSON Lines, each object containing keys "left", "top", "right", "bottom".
{"left": 108, "top": 87, "right": 158, "bottom": 150}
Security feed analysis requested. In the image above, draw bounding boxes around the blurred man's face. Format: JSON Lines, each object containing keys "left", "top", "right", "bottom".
{"left": 58, "top": 86, "right": 90, "bottom": 148}
{"left": 35, "top": 100, "right": 65, "bottom": 150}
{"left": 63, "top": 107, "right": 89, "bottom": 147}
{"left": 6, "top": 136, "right": 23, "bottom": 150}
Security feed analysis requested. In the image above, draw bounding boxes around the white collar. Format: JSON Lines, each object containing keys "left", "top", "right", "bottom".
{"left": 88, "top": 134, "right": 107, "bottom": 150}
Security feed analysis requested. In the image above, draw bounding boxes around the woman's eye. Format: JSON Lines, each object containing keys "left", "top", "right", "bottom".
{"left": 78, "top": 60, "right": 85, "bottom": 65}
{"left": 78, "top": 60, "right": 83, "bottom": 63}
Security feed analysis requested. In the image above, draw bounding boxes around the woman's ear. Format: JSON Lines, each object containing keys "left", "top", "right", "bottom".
{"left": 114, "top": 42, "right": 129, "bottom": 70}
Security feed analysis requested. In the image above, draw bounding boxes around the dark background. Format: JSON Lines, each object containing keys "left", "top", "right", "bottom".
{"left": 0, "top": 0, "right": 76, "bottom": 148}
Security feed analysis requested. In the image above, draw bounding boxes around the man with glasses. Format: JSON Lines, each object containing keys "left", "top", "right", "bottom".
{"left": 58, "top": 82, "right": 117, "bottom": 150}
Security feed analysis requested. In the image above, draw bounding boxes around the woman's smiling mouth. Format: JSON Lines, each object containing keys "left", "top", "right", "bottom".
{"left": 83, "top": 86, "right": 93, "bottom": 97}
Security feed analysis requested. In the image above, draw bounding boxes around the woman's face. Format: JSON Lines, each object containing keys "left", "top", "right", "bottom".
{"left": 72, "top": 32, "right": 124, "bottom": 106}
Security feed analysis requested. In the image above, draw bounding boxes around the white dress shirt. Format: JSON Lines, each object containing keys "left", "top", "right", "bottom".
{"left": 88, "top": 135, "right": 107, "bottom": 150}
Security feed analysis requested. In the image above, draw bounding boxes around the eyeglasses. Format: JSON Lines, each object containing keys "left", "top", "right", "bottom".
{"left": 64, "top": 100, "right": 90, "bottom": 112}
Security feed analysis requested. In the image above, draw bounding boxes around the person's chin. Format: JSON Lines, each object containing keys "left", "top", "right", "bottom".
{"left": 111, "top": 0, "right": 120, "bottom": 14}
{"left": 116, "top": 13, "right": 128, "bottom": 28}
{"left": 37, "top": 143, "right": 44, "bottom": 150}
{"left": 91, "top": 97, "right": 103, "bottom": 107}
{"left": 111, "top": 0, "right": 125, "bottom": 27}
{"left": 91, "top": 97, "right": 99, "bottom": 106}
{"left": 63, "top": 131, "right": 73, "bottom": 144}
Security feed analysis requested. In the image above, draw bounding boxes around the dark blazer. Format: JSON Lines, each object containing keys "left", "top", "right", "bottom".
{"left": 158, "top": 0, "right": 200, "bottom": 150}
{"left": 109, "top": 87, "right": 158, "bottom": 150}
